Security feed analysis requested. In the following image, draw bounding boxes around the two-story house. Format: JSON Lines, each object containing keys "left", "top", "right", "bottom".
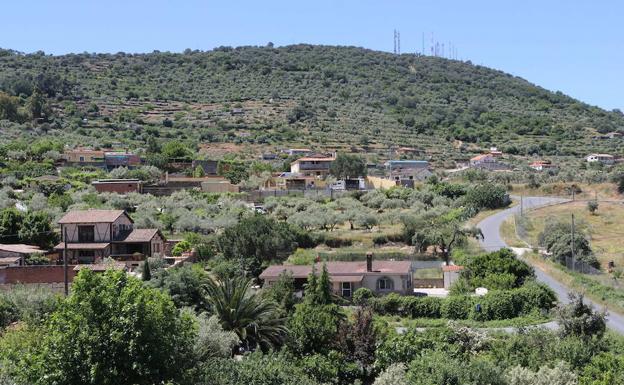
{"left": 290, "top": 156, "right": 335, "bottom": 178}
{"left": 54, "top": 210, "right": 165, "bottom": 265}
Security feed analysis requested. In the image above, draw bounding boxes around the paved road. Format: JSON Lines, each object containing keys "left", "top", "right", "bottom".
{"left": 477, "top": 196, "right": 624, "bottom": 334}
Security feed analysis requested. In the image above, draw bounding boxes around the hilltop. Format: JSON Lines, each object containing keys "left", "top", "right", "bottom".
{"left": 1, "top": 45, "right": 623, "bottom": 161}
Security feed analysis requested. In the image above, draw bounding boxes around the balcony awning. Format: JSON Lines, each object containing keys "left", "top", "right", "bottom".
{"left": 331, "top": 275, "right": 364, "bottom": 283}
{"left": 54, "top": 242, "right": 110, "bottom": 250}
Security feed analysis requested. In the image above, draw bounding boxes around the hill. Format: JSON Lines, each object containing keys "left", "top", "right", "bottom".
{"left": 1, "top": 45, "right": 623, "bottom": 161}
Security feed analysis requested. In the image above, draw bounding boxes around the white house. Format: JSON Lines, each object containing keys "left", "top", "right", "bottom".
{"left": 586, "top": 154, "right": 614, "bottom": 165}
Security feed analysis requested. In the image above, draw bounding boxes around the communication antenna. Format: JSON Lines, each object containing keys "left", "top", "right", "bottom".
{"left": 397, "top": 31, "right": 401, "bottom": 55}
{"left": 422, "top": 32, "right": 425, "bottom": 55}
{"left": 393, "top": 30, "right": 397, "bottom": 54}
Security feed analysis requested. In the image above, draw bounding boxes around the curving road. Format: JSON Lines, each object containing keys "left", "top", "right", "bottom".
{"left": 477, "top": 196, "right": 624, "bottom": 334}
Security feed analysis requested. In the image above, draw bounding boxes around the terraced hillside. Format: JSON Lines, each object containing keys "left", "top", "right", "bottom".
{"left": 1, "top": 45, "right": 623, "bottom": 161}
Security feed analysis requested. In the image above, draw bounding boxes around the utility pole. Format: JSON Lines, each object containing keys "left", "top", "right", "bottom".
{"left": 571, "top": 213, "right": 575, "bottom": 273}
{"left": 63, "top": 227, "right": 68, "bottom": 296}
{"left": 520, "top": 195, "right": 524, "bottom": 216}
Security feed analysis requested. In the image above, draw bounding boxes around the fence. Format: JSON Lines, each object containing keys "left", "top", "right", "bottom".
{"left": 513, "top": 213, "right": 602, "bottom": 276}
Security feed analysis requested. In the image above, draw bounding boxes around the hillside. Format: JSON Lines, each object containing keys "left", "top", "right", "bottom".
{"left": 1, "top": 45, "right": 623, "bottom": 161}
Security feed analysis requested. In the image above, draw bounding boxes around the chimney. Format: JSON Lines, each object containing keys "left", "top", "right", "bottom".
{"left": 366, "top": 252, "right": 373, "bottom": 272}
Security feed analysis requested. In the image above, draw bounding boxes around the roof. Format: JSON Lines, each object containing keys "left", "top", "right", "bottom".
{"left": 293, "top": 157, "right": 335, "bottom": 163}
{"left": 54, "top": 242, "right": 110, "bottom": 250}
{"left": 470, "top": 154, "right": 494, "bottom": 161}
{"left": 587, "top": 153, "right": 614, "bottom": 158}
{"left": 58, "top": 210, "right": 129, "bottom": 224}
{"left": 0, "top": 244, "right": 44, "bottom": 254}
{"left": 92, "top": 179, "right": 142, "bottom": 184}
{"left": 65, "top": 148, "right": 104, "bottom": 154}
{"left": 442, "top": 265, "right": 465, "bottom": 272}
{"left": 259, "top": 261, "right": 412, "bottom": 280}
{"left": 115, "top": 228, "right": 162, "bottom": 243}
{"left": 0, "top": 256, "right": 23, "bottom": 264}
{"left": 332, "top": 275, "right": 364, "bottom": 283}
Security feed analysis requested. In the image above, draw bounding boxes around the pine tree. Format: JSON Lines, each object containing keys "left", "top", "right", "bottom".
{"left": 142, "top": 258, "right": 152, "bottom": 281}
{"left": 316, "top": 264, "right": 333, "bottom": 305}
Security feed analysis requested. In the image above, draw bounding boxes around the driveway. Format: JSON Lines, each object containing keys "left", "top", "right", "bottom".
{"left": 477, "top": 196, "right": 624, "bottom": 334}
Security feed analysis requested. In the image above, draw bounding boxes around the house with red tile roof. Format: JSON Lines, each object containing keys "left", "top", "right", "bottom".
{"left": 259, "top": 254, "right": 414, "bottom": 297}
{"left": 54, "top": 210, "right": 165, "bottom": 266}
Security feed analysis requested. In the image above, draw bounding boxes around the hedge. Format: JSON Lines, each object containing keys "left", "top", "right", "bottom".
{"left": 365, "top": 283, "right": 556, "bottom": 321}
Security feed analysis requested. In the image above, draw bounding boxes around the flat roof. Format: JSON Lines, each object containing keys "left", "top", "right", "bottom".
{"left": 54, "top": 242, "right": 110, "bottom": 250}
{"left": 0, "top": 244, "right": 44, "bottom": 254}
{"left": 260, "top": 261, "right": 412, "bottom": 280}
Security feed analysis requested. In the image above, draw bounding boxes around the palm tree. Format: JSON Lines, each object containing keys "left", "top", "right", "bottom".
{"left": 204, "top": 276, "right": 287, "bottom": 351}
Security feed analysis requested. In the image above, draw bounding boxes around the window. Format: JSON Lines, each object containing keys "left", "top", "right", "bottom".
{"left": 341, "top": 282, "right": 352, "bottom": 297}
{"left": 78, "top": 225, "right": 95, "bottom": 242}
{"left": 376, "top": 277, "right": 394, "bottom": 291}
{"left": 79, "top": 156, "right": 85, "bottom": 162}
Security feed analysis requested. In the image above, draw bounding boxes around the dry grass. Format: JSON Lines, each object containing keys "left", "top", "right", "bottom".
{"left": 523, "top": 201, "right": 624, "bottom": 269}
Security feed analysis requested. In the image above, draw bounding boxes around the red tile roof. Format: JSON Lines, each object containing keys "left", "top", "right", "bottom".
{"left": 259, "top": 261, "right": 412, "bottom": 280}
{"left": 442, "top": 265, "right": 465, "bottom": 272}
{"left": 58, "top": 210, "right": 129, "bottom": 224}
{"left": 115, "top": 229, "right": 162, "bottom": 243}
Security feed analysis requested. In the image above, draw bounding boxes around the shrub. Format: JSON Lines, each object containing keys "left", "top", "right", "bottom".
{"left": 400, "top": 296, "right": 442, "bottom": 318}
{"left": 369, "top": 293, "right": 402, "bottom": 315}
{"left": 472, "top": 291, "right": 518, "bottom": 321}
{"left": 441, "top": 295, "right": 474, "bottom": 319}
{"left": 353, "top": 287, "right": 375, "bottom": 306}
{"left": 373, "top": 234, "right": 389, "bottom": 246}
{"left": 513, "top": 282, "right": 557, "bottom": 314}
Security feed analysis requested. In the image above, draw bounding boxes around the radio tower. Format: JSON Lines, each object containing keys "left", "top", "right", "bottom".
{"left": 397, "top": 31, "right": 401, "bottom": 54}
{"left": 393, "top": 30, "right": 397, "bottom": 54}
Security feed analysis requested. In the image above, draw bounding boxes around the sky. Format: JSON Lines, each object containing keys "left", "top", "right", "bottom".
{"left": 2, "top": 0, "right": 622, "bottom": 110}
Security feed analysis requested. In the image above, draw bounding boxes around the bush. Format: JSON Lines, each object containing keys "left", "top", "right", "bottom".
{"left": 472, "top": 291, "right": 518, "bottom": 321}
{"left": 513, "top": 282, "right": 557, "bottom": 314}
{"left": 441, "top": 295, "right": 474, "bottom": 319}
{"left": 400, "top": 296, "right": 442, "bottom": 318}
{"left": 369, "top": 293, "right": 402, "bottom": 315}
{"left": 353, "top": 287, "right": 375, "bottom": 306}
{"left": 373, "top": 234, "right": 389, "bottom": 246}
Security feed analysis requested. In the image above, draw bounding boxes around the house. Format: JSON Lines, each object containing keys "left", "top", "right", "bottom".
{"left": 529, "top": 160, "right": 557, "bottom": 171}
{"left": 442, "top": 265, "right": 464, "bottom": 289}
{"left": 104, "top": 151, "right": 141, "bottom": 170}
{"left": 606, "top": 132, "right": 623, "bottom": 139}
{"left": 54, "top": 210, "right": 165, "bottom": 265}
{"left": 470, "top": 154, "right": 496, "bottom": 167}
{"left": 63, "top": 148, "right": 105, "bottom": 167}
{"left": 489, "top": 147, "right": 503, "bottom": 157}
{"left": 586, "top": 154, "right": 615, "bottom": 165}
{"left": 259, "top": 254, "right": 414, "bottom": 297}
{"left": 191, "top": 160, "right": 219, "bottom": 176}
{"left": 283, "top": 148, "right": 312, "bottom": 156}
{"left": 290, "top": 156, "right": 335, "bottom": 178}
{"left": 385, "top": 160, "right": 432, "bottom": 183}
{"left": 92, "top": 179, "right": 143, "bottom": 194}
{"left": 0, "top": 244, "right": 46, "bottom": 266}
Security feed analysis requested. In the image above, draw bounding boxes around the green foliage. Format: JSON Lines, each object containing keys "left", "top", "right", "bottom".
{"left": 217, "top": 214, "right": 312, "bottom": 276}
{"left": 141, "top": 258, "right": 152, "bottom": 281}
{"left": 172, "top": 239, "right": 192, "bottom": 256}
{"left": 579, "top": 352, "right": 624, "bottom": 385}
{"left": 587, "top": 200, "right": 599, "bottom": 214}
{"left": 192, "top": 313, "right": 240, "bottom": 361}
{"left": 330, "top": 153, "right": 367, "bottom": 179}
{"left": 539, "top": 220, "right": 598, "bottom": 268}
{"left": 463, "top": 183, "right": 511, "bottom": 210}
{"left": 204, "top": 276, "right": 287, "bottom": 351}
{"left": 287, "top": 302, "right": 343, "bottom": 356}
{"left": 353, "top": 287, "right": 375, "bottom": 306}
{"left": 3, "top": 270, "right": 196, "bottom": 385}
{"left": 150, "top": 263, "right": 210, "bottom": 310}
{"left": 461, "top": 249, "right": 535, "bottom": 289}
{"left": 555, "top": 293, "right": 606, "bottom": 339}
{"left": 440, "top": 295, "right": 474, "bottom": 319}
{"left": 263, "top": 271, "right": 297, "bottom": 314}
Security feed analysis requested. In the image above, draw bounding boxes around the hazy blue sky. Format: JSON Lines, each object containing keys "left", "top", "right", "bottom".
{"left": 2, "top": 1, "right": 621, "bottom": 110}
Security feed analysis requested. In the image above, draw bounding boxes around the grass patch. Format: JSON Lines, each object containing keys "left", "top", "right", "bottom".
{"left": 377, "top": 313, "right": 553, "bottom": 329}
